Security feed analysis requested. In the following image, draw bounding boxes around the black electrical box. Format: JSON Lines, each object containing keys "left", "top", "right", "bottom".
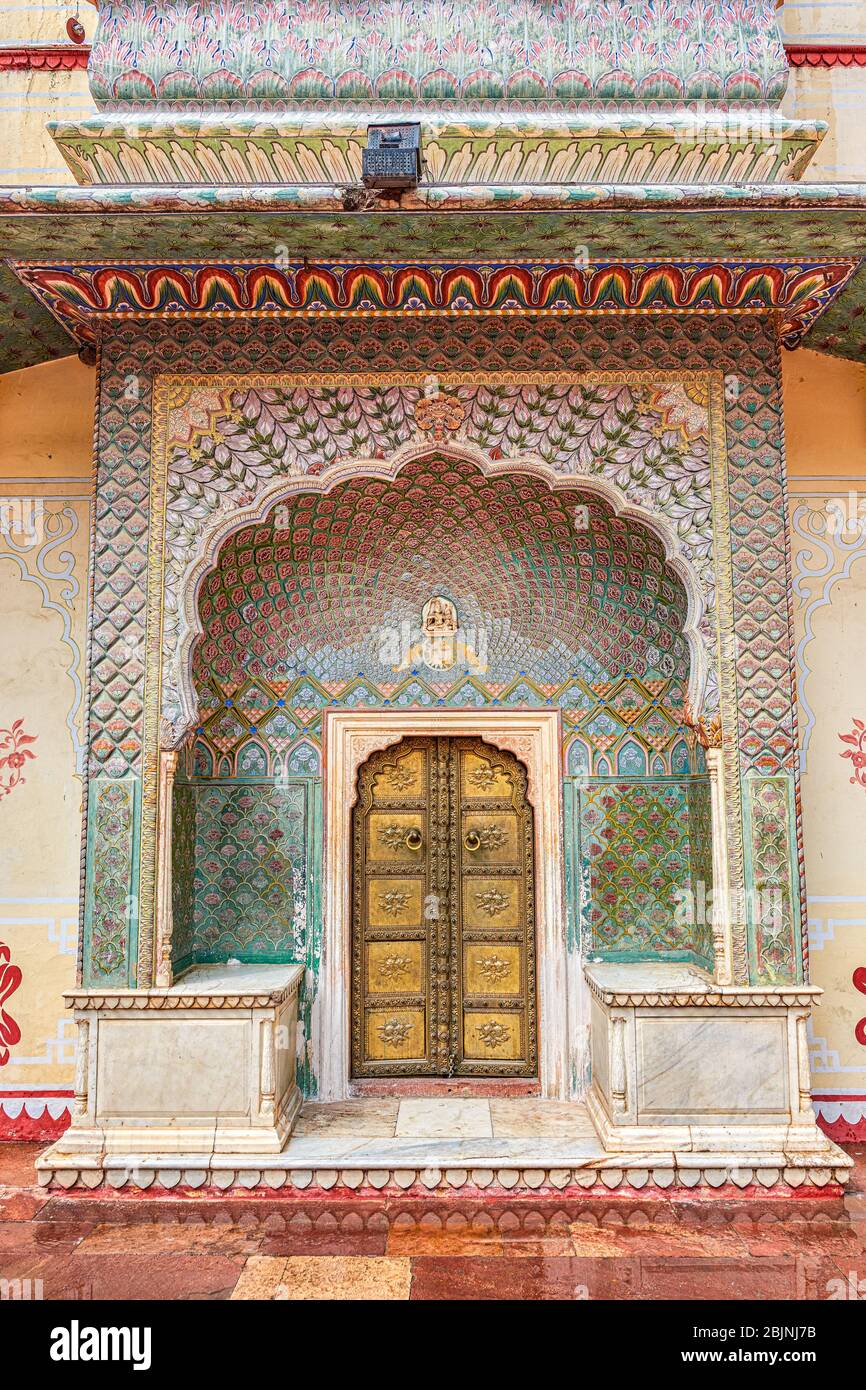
{"left": 362, "top": 123, "right": 422, "bottom": 189}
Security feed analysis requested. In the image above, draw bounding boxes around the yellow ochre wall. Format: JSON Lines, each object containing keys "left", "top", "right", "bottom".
{"left": 0, "top": 2, "right": 97, "bottom": 185}
{"left": 0, "top": 356, "right": 92, "bottom": 1133}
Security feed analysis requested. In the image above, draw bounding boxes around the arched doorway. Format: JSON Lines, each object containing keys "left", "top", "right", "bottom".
{"left": 351, "top": 735, "right": 536, "bottom": 1079}
{"left": 176, "top": 450, "right": 705, "bottom": 1099}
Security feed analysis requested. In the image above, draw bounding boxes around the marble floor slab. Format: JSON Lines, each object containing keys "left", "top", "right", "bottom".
{"left": 395, "top": 1099, "right": 494, "bottom": 1139}
{"left": 489, "top": 1099, "right": 601, "bottom": 1139}
{"left": 294, "top": 1100, "right": 399, "bottom": 1137}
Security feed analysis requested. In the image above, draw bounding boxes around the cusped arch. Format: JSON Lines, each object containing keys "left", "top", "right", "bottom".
{"left": 168, "top": 439, "right": 710, "bottom": 742}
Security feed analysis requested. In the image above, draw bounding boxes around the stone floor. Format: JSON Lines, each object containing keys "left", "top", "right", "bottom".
{"left": 293, "top": 1096, "right": 602, "bottom": 1145}
{"left": 2, "top": 1135, "right": 864, "bottom": 1300}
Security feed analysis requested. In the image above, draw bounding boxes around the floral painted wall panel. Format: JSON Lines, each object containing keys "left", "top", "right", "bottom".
{"left": 0, "top": 494, "right": 89, "bottom": 1137}
{"left": 89, "top": 0, "right": 790, "bottom": 105}
{"left": 791, "top": 493, "right": 866, "bottom": 1139}
{"left": 188, "top": 781, "right": 307, "bottom": 964}
{"left": 578, "top": 777, "right": 713, "bottom": 965}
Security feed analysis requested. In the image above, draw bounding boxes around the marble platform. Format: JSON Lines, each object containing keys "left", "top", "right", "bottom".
{"left": 35, "top": 1097, "right": 852, "bottom": 1198}
{"left": 35, "top": 959, "right": 853, "bottom": 1199}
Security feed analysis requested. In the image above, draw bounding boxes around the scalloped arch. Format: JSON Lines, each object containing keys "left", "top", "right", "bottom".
{"left": 168, "top": 440, "right": 710, "bottom": 743}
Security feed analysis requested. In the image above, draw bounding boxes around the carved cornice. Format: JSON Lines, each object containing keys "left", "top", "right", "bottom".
{"left": 585, "top": 974, "right": 821, "bottom": 1010}
{"left": 66, "top": 970, "right": 303, "bottom": 1012}
{"left": 0, "top": 44, "right": 90, "bottom": 70}
{"left": 785, "top": 43, "right": 866, "bottom": 69}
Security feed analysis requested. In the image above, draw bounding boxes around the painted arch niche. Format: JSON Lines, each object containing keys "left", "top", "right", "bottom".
{"left": 190, "top": 455, "right": 692, "bottom": 759}
{"left": 172, "top": 455, "right": 711, "bottom": 995}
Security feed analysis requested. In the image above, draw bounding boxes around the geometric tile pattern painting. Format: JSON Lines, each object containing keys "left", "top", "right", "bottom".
{"left": 187, "top": 782, "right": 306, "bottom": 963}
{"left": 579, "top": 779, "right": 713, "bottom": 963}
{"left": 745, "top": 775, "right": 800, "bottom": 984}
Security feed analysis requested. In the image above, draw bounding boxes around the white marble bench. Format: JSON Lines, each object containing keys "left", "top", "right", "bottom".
{"left": 45, "top": 962, "right": 305, "bottom": 1164}
{"left": 584, "top": 960, "right": 851, "bottom": 1180}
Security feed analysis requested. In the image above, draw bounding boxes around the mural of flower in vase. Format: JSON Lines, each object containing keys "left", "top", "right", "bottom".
{"left": 839, "top": 718, "right": 866, "bottom": 792}
{"left": 0, "top": 719, "right": 37, "bottom": 802}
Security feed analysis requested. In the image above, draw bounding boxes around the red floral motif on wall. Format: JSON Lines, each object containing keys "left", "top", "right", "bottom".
{"left": 854, "top": 967, "right": 866, "bottom": 1049}
{"left": 0, "top": 944, "right": 21, "bottom": 1066}
{"left": 0, "top": 719, "right": 37, "bottom": 801}
{"left": 839, "top": 718, "right": 866, "bottom": 790}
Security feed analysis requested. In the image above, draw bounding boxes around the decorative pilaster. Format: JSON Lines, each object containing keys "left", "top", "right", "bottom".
{"left": 796, "top": 1009, "right": 814, "bottom": 1121}
{"left": 154, "top": 749, "right": 179, "bottom": 987}
{"left": 706, "top": 749, "right": 734, "bottom": 986}
{"left": 72, "top": 1018, "right": 89, "bottom": 1121}
{"left": 259, "top": 1018, "right": 275, "bottom": 1121}
{"left": 610, "top": 1014, "right": 628, "bottom": 1116}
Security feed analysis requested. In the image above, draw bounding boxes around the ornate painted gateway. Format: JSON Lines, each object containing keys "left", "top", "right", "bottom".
{"left": 3, "top": 0, "right": 864, "bottom": 1197}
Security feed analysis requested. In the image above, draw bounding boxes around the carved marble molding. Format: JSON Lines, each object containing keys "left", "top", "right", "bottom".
{"left": 66, "top": 972, "right": 303, "bottom": 1012}
{"left": 584, "top": 975, "right": 821, "bottom": 1011}
{"left": 34, "top": 1160, "right": 851, "bottom": 1196}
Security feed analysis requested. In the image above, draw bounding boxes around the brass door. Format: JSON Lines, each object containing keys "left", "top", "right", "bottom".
{"left": 351, "top": 736, "right": 536, "bottom": 1078}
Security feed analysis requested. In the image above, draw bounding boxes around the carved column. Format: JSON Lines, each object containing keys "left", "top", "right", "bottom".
{"left": 706, "top": 748, "right": 734, "bottom": 986}
{"left": 259, "top": 1018, "right": 275, "bottom": 1121}
{"left": 795, "top": 1009, "right": 814, "bottom": 1120}
{"left": 72, "top": 1018, "right": 89, "bottom": 1121}
{"left": 154, "top": 749, "right": 179, "bottom": 988}
{"left": 610, "top": 1014, "right": 628, "bottom": 1116}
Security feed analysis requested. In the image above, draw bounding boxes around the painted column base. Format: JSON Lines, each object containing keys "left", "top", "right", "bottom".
{"left": 38, "top": 964, "right": 304, "bottom": 1164}
{"left": 585, "top": 961, "right": 853, "bottom": 1180}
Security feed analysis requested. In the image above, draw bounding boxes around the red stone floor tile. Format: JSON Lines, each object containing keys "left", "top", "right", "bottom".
{"left": 258, "top": 1208, "right": 391, "bottom": 1256}
{"left": 76, "top": 1218, "right": 264, "bottom": 1259}
{"left": 0, "top": 1142, "right": 44, "bottom": 1188}
{"left": 409, "top": 1254, "right": 637, "bottom": 1300}
{"left": 0, "top": 1190, "right": 49, "bottom": 1221}
{"left": 24, "top": 1252, "right": 244, "bottom": 1301}
{"left": 624, "top": 1257, "right": 815, "bottom": 1301}
{"left": 387, "top": 1209, "right": 505, "bottom": 1255}
{"left": 729, "top": 1213, "right": 863, "bottom": 1260}
{"left": 0, "top": 1218, "right": 86, "bottom": 1260}
{"left": 569, "top": 1206, "right": 751, "bottom": 1259}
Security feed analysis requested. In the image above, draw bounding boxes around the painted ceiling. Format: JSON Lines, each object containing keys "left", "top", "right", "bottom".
{"left": 2, "top": 184, "right": 866, "bottom": 374}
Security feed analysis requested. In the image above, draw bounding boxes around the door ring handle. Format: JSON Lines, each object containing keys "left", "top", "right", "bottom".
{"left": 405, "top": 828, "right": 423, "bottom": 851}
{"left": 463, "top": 830, "right": 481, "bottom": 852}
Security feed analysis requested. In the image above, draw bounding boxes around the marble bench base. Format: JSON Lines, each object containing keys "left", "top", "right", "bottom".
{"left": 39, "top": 964, "right": 305, "bottom": 1164}
{"left": 585, "top": 961, "right": 852, "bottom": 1181}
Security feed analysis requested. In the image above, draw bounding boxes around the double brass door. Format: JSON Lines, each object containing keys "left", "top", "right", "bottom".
{"left": 351, "top": 736, "right": 537, "bottom": 1078}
